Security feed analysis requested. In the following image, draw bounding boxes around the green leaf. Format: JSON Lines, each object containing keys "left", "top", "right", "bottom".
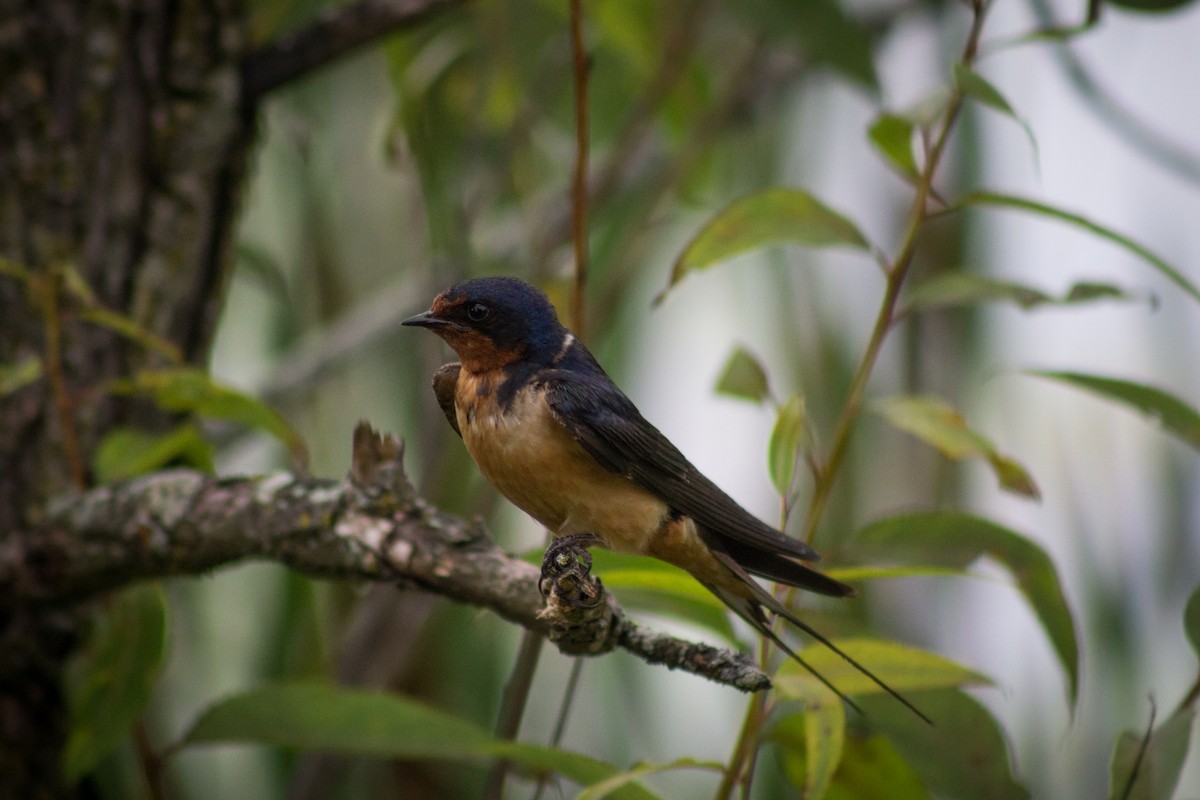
{"left": 782, "top": 680, "right": 848, "bottom": 800}
{"left": 0, "top": 355, "right": 42, "bottom": 396}
{"left": 769, "top": 394, "right": 807, "bottom": 496}
{"left": 958, "top": 192, "right": 1200, "bottom": 304}
{"left": 115, "top": 368, "right": 308, "bottom": 467}
{"left": 773, "top": 723, "right": 929, "bottom": 800}
{"left": 774, "top": 638, "right": 990, "bottom": 700}
{"left": 93, "top": 423, "right": 215, "bottom": 482}
{"left": 861, "top": 688, "right": 1029, "bottom": 800}
{"left": 1109, "top": 707, "right": 1196, "bottom": 800}
{"left": 180, "top": 683, "right": 660, "bottom": 799}
{"left": 872, "top": 394, "right": 1040, "bottom": 499}
{"left": 853, "top": 512, "right": 1080, "bottom": 706}
{"left": 1030, "top": 371, "right": 1200, "bottom": 451}
{"left": 1185, "top": 584, "right": 1200, "bottom": 656}
{"left": 715, "top": 346, "right": 771, "bottom": 404}
{"left": 903, "top": 272, "right": 1140, "bottom": 313}
{"left": 868, "top": 114, "right": 919, "bottom": 180}
{"left": 577, "top": 758, "right": 722, "bottom": 800}
{"left": 825, "top": 564, "right": 966, "bottom": 583}
{"left": 65, "top": 584, "right": 167, "bottom": 781}
{"left": 661, "top": 188, "right": 869, "bottom": 301}
{"left": 78, "top": 308, "right": 184, "bottom": 364}
{"left": 953, "top": 65, "right": 1039, "bottom": 163}
{"left": 1107, "top": 0, "right": 1197, "bottom": 12}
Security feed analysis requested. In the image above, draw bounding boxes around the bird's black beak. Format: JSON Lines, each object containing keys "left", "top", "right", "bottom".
{"left": 402, "top": 310, "right": 447, "bottom": 329}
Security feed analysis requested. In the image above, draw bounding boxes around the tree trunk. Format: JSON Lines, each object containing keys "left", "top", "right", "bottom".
{"left": 0, "top": 1, "right": 250, "bottom": 794}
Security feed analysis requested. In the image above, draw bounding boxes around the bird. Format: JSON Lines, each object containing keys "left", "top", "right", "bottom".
{"left": 403, "top": 276, "right": 926, "bottom": 721}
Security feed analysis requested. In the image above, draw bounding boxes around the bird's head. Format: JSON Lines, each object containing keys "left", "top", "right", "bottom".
{"left": 403, "top": 277, "right": 569, "bottom": 372}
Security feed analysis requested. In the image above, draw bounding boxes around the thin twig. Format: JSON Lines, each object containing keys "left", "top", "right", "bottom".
{"left": 569, "top": 0, "right": 590, "bottom": 340}
{"left": 35, "top": 269, "right": 86, "bottom": 489}
{"left": 801, "top": 0, "right": 991, "bottom": 545}
{"left": 241, "top": 0, "right": 469, "bottom": 100}
{"left": 1118, "top": 699, "right": 1157, "bottom": 800}
{"left": 483, "top": 629, "right": 545, "bottom": 800}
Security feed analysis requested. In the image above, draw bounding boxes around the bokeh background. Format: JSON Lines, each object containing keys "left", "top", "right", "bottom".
{"left": 135, "top": 0, "right": 1200, "bottom": 797}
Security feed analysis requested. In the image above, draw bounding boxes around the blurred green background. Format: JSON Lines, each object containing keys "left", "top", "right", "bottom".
{"left": 103, "top": 0, "right": 1200, "bottom": 797}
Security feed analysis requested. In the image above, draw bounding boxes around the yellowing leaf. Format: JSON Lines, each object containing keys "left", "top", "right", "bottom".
{"left": 774, "top": 638, "right": 990, "bottom": 699}
{"left": 872, "top": 394, "right": 1040, "bottom": 499}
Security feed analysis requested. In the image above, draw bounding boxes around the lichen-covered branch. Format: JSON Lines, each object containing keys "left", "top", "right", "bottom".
{"left": 1, "top": 424, "right": 768, "bottom": 692}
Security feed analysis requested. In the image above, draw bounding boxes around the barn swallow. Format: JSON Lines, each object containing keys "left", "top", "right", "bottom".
{"left": 404, "top": 276, "right": 926, "bottom": 721}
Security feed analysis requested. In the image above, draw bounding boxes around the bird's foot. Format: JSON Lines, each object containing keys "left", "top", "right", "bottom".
{"left": 537, "top": 533, "right": 616, "bottom": 655}
{"left": 538, "top": 533, "right": 603, "bottom": 602}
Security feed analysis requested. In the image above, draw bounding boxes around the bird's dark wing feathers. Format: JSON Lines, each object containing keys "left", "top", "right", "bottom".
{"left": 432, "top": 362, "right": 462, "bottom": 437}
{"left": 542, "top": 369, "right": 849, "bottom": 589}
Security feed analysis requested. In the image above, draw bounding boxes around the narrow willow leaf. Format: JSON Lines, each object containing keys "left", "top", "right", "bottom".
{"left": 661, "top": 189, "right": 869, "bottom": 301}
{"left": 714, "top": 346, "right": 770, "bottom": 404}
{"left": 769, "top": 394, "right": 807, "bottom": 496}
{"left": 65, "top": 585, "right": 167, "bottom": 781}
{"left": 116, "top": 368, "right": 309, "bottom": 467}
{"left": 93, "top": 423, "right": 215, "bottom": 482}
{"left": 1185, "top": 584, "right": 1200, "bottom": 656}
{"left": 79, "top": 308, "right": 184, "bottom": 364}
{"left": 959, "top": 192, "right": 1200, "bottom": 304}
{"left": 904, "top": 272, "right": 1139, "bottom": 313}
{"left": 180, "top": 684, "right": 659, "bottom": 799}
{"left": 0, "top": 355, "right": 42, "bottom": 396}
{"left": 854, "top": 512, "right": 1080, "bottom": 706}
{"left": 872, "top": 394, "right": 1040, "bottom": 499}
{"left": 774, "top": 638, "right": 990, "bottom": 699}
{"left": 825, "top": 565, "right": 965, "bottom": 583}
{"left": 861, "top": 689, "right": 1029, "bottom": 800}
{"left": 577, "top": 758, "right": 722, "bottom": 800}
{"left": 1109, "top": 708, "right": 1196, "bottom": 800}
{"left": 770, "top": 686, "right": 848, "bottom": 800}
{"left": 1031, "top": 371, "right": 1200, "bottom": 450}
{"left": 952, "top": 65, "right": 1038, "bottom": 162}
{"left": 868, "top": 114, "right": 919, "bottom": 180}
{"left": 785, "top": 680, "right": 849, "bottom": 800}
{"left": 1107, "top": 0, "right": 1196, "bottom": 11}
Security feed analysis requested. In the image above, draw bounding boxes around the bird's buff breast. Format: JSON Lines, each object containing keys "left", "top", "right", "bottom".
{"left": 456, "top": 377, "right": 667, "bottom": 553}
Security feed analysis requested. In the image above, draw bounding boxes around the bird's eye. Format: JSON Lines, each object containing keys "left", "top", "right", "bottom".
{"left": 467, "top": 302, "right": 490, "bottom": 322}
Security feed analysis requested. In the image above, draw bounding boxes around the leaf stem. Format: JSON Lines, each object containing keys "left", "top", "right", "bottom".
{"left": 569, "top": 0, "right": 590, "bottom": 340}
{"left": 801, "top": 0, "right": 990, "bottom": 545}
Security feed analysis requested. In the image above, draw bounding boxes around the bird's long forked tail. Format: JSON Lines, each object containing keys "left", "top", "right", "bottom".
{"left": 706, "top": 576, "right": 933, "bottom": 726}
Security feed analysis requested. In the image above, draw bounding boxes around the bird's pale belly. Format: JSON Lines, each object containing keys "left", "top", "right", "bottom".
{"left": 457, "top": 385, "right": 668, "bottom": 554}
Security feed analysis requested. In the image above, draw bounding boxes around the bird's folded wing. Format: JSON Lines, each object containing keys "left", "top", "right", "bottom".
{"left": 542, "top": 370, "right": 821, "bottom": 564}
{"left": 432, "top": 362, "right": 463, "bottom": 436}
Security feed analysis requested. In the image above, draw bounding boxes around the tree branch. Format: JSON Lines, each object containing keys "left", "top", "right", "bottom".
{"left": 241, "top": 0, "right": 470, "bottom": 101}
{"left": 1, "top": 423, "right": 769, "bottom": 693}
